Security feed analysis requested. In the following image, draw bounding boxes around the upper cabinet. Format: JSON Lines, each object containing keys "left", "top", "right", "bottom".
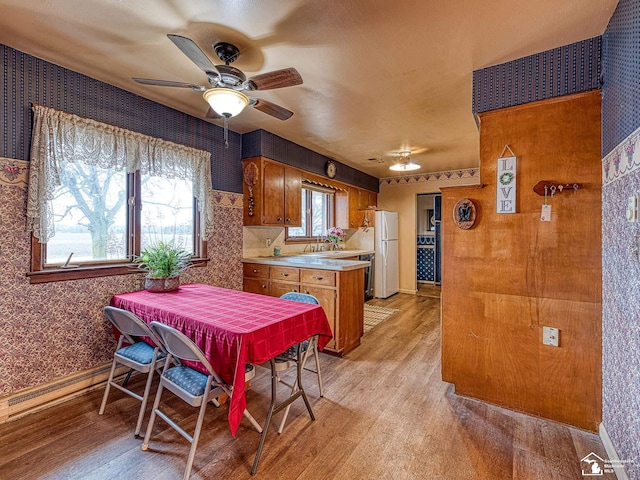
{"left": 243, "top": 157, "right": 302, "bottom": 227}
{"left": 335, "top": 187, "right": 377, "bottom": 229}
{"left": 242, "top": 156, "right": 377, "bottom": 229}
{"left": 358, "top": 189, "right": 377, "bottom": 210}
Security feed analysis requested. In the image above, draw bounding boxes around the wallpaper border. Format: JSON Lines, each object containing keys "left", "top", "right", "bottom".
{"left": 0, "top": 157, "right": 28, "bottom": 188}
{"left": 379, "top": 167, "right": 479, "bottom": 186}
{"left": 602, "top": 124, "right": 640, "bottom": 187}
{"left": 212, "top": 190, "right": 243, "bottom": 209}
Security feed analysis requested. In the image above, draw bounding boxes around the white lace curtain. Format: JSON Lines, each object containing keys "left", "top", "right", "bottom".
{"left": 27, "top": 105, "right": 213, "bottom": 243}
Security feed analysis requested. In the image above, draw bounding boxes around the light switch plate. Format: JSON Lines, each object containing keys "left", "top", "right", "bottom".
{"left": 627, "top": 195, "right": 638, "bottom": 222}
{"left": 542, "top": 326, "right": 560, "bottom": 347}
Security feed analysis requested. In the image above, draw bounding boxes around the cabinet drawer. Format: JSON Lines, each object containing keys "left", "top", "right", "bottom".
{"left": 300, "top": 269, "right": 336, "bottom": 287}
{"left": 244, "top": 263, "right": 269, "bottom": 279}
{"left": 270, "top": 266, "right": 300, "bottom": 282}
{"left": 243, "top": 277, "right": 269, "bottom": 295}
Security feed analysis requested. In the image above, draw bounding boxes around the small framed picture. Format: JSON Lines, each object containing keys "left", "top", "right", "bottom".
{"left": 426, "top": 209, "right": 435, "bottom": 231}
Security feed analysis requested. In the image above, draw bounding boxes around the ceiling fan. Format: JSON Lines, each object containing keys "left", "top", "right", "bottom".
{"left": 133, "top": 34, "right": 302, "bottom": 122}
{"left": 389, "top": 151, "right": 420, "bottom": 171}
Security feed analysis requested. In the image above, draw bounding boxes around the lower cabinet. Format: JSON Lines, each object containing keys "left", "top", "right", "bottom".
{"left": 242, "top": 262, "right": 364, "bottom": 356}
{"left": 243, "top": 263, "right": 269, "bottom": 295}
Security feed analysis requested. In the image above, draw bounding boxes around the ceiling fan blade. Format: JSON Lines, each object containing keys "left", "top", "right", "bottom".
{"left": 132, "top": 78, "right": 206, "bottom": 90}
{"left": 251, "top": 98, "right": 294, "bottom": 120}
{"left": 205, "top": 107, "right": 223, "bottom": 120}
{"left": 247, "top": 68, "right": 303, "bottom": 90}
{"left": 167, "top": 34, "right": 219, "bottom": 74}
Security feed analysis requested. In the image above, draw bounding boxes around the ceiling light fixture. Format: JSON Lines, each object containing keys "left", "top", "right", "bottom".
{"left": 389, "top": 151, "right": 420, "bottom": 171}
{"left": 203, "top": 88, "right": 249, "bottom": 118}
{"left": 203, "top": 88, "right": 250, "bottom": 149}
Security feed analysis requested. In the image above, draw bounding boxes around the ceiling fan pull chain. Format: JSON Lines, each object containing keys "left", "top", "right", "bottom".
{"left": 223, "top": 116, "right": 229, "bottom": 149}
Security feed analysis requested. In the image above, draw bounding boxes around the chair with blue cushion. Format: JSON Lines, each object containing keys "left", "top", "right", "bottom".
{"left": 142, "top": 321, "right": 262, "bottom": 480}
{"left": 99, "top": 306, "right": 166, "bottom": 437}
{"left": 274, "top": 292, "right": 324, "bottom": 433}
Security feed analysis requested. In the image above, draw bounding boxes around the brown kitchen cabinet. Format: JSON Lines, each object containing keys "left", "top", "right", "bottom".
{"left": 242, "top": 157, "right": 302, "bottom": 226}
{"left": 336, "top": 187, "right": 377, "bottom": 230}
{"left": 358, "top": 188, "right": 377, "bottom": 210}
{"left": 243, "top": 262, "right": 270, "bottom": 295}
{"left": 268, "top": 265, "right": 300, "bottom": 296}
{"left": 242, "top": 261, "right": 365, "bottom": 356}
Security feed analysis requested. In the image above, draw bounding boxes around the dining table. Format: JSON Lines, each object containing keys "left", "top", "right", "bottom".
{"left": 111, "top": 283, "right": 333, "bottom": 474}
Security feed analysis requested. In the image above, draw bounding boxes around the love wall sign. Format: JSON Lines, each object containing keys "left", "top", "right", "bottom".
{"left": 496, "top": 150, "right": 516, "bottom": 214}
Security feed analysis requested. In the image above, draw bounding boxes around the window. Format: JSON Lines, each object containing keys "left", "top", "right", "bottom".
{"left": 44, "top": 168, "right": 198, "bottom": 267}
{"left": 27, "top": 105, "right": 211, "bottom": 283}
{"left": 46, "top": 163, "right": 129, "bottom": 264}
{"left": 287, "top": 186, "right": 334, "bottom": 240}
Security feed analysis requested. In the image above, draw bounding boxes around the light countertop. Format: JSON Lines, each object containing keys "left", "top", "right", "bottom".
{"left": 242, "top": 250, "right": 373, "bottom": 271}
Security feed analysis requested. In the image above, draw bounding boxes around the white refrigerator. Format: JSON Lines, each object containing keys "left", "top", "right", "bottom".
{"left": 374, "top": 210, "right": 399, "bottom": 298}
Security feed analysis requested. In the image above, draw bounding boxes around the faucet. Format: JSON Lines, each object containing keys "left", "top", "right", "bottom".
{"left": 304, "top": 243, "right": 312, "bottom": 253}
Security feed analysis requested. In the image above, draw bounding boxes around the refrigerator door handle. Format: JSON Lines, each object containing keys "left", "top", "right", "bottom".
{"left": 382, "top": 241, "right": 387, "bottom": 267}
{"left": 383, "top": 216, "right": 389, "bottom": 242}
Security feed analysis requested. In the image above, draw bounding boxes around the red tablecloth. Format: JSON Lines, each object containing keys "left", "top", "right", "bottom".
{"left": 111, "top": 283, "right": 332, "bottom": 437}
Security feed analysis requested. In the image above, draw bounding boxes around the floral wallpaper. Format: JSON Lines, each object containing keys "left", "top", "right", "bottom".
{"left": 601, "top": 133, "right": 640, "bottom": 478}
{"left": 601, "top": 1, "right": 640, "bottom": 477}
{"left": 0, "top": 158, "right": 243, "bottom": 397}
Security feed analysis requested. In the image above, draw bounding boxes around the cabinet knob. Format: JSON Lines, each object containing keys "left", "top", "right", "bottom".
{"left": 277, "top": 216, "right": 282, "bottom": 222}
{"left": 281, "top": 273, "right": 289, "bottom": 277}
{"left": 285, "top": 217, "right": 291, "bottom": 223}
{"left": 262, "top": 284, "right": 267, "bottom": 289}
{"left": 252, "top": 269, "right": 260, "bottom": 273}
{"left": 312, "top": 275, "right": 323, "bottom": 280}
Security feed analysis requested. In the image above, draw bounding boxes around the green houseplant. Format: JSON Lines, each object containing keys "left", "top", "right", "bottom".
{"left": 134, "top": 240, "right": 192, "bottom": 292}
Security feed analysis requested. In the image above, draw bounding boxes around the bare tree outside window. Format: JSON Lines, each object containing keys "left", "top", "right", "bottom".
{"left": 46, "top": 165, "right": 194, "bottom": 265}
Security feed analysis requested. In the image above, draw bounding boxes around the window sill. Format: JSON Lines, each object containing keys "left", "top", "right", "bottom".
{"left": 27, "top": 258, "right": 209, "bottom": 284}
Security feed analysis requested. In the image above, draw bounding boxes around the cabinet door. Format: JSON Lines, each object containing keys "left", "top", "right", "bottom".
{"left": 348, "top": 187, "right": 359, "bottom": 228}
{"left": 367, "top": 191, "right": 377, "bottom": 209}
{"left": 357, "top": 189, "right": 377, "bottom": 210}
{"left": 263, "top": 161, "right": 285, "bottom": 224}
{"left": 270, "top": 281, "right": 299, "bottom": 297}
{"left": 334, "top": 190, "right": 349, "bottom": 230}
{"left": 284, "top": 167, "right": 302, "bottom": 226}
{"left": 301, "top": 285, "right": 337, "bottom": 351}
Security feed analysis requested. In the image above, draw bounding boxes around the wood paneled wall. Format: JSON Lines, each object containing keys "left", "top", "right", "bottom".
{"left": 441, "top": 91, "right": 602, "bottom": 431}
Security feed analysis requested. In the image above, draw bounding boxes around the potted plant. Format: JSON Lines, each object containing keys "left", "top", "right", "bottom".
{"left": 134, "top": 240, "right": 192, "bottom": 292}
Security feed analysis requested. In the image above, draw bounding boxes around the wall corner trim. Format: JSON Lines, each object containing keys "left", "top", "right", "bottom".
{"left": 599, "top": 423, "right": 631, "bottom": 480}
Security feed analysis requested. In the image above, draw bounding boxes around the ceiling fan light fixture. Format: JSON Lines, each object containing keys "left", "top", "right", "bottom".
{"left": 203, "top": 88, "right": 249, "bottom": 117}
{"left": 389, "top": 151, "right": 420, "bottom": 171}
{"left": 389, "top": 161, "right": 421, "bottom": 171}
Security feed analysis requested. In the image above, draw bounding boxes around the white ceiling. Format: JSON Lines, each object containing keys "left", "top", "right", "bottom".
{"left": 0, "top": 0, "right": 618, "bottom": 178}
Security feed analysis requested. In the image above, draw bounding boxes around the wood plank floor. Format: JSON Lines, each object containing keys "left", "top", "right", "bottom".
{"left": 0, "top": 293, "right": 615, "bottom": 479}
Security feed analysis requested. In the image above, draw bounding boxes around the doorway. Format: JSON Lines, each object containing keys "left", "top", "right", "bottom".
{"left": 416, "top": 194, "right": 441, "bottom": 290}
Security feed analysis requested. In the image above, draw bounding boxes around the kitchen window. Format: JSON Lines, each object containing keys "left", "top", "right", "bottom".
{"left": 27, "top": 105, "right": 212, "bottom": 283}
{"left": 286, "top": 186, "right": 334, "bottom": 240}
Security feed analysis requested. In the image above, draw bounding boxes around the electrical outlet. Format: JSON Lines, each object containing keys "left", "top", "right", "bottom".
{"left": 542, "top": 326, "right": 560, "bottom": 347}
{"left": 266, "top": 238, "right": 272, "bottom": 247}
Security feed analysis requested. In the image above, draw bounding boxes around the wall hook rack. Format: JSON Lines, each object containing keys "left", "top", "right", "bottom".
{"left": 533, "top": 181, "right": 581, "bottom": 197}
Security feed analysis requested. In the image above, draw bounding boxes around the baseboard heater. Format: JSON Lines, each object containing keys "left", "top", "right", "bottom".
{"left": 0, "top": 363, "right": 128, "bottom": 423}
